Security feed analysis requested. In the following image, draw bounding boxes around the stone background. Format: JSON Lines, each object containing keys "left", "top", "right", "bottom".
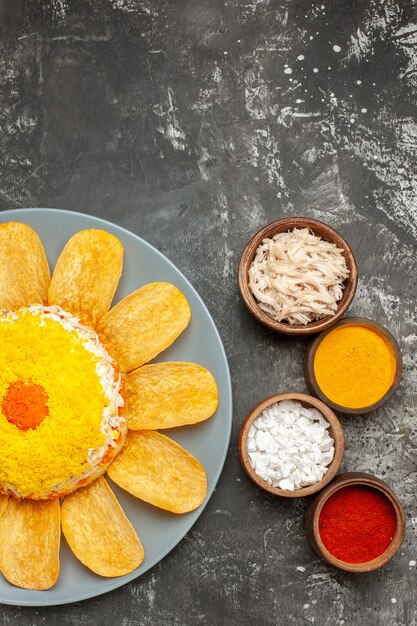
{"left": 0, "top": 0, "right": 416, "bottom": 624}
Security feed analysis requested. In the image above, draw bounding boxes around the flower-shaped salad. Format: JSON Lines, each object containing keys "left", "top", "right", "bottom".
{"left": 0, "top": 222, "right": 218, "bottom": 590}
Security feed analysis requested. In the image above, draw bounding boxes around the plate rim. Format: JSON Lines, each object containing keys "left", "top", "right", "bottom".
{"left": 0, "top": 207, "right": 233, "bottom": 607}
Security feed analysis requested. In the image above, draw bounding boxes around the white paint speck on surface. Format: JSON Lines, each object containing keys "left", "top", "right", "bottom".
{"left": 361, "top": 108, "right": 368, "bottom": 113}
{"left": 349, "top": 27, "right": 371, "bottom": 59}
{"left": 52, "top": 0, "right": 69, "bottom": 17}
{"left": 222, "top": 242, "right": 234, "bottom": 279}
{"left": 284, "top": 68, "right": 293, "bottom": 74}
{"left": 357, "top": 80, "right": 362, "bottom": 84}
{"left": 197, "top": 146, "right": 211, "bottom": 181}
{"left": 391, "top": 598, "right": 397, "bottom": 604}
{"left": 313, "top": 68, "right": 319, "bottom": 73}
{"left": 333, "top": 44, "right": 342, "bottom": 52}
{"left": 297, "top": 54, "right": 305, "bottom": 61}
{"left": 297, "top": 566, "right": 306, "bottom": 572}
{"left": 212, "top": 65, "right": 222, "bottom": 84}
{"left": 154, "top": 88, "right": 187, "bottom": 151}
{"left": 409, "top": 560, "right": 416, "bottom": 567}
{"left": 110, "top": 0, "right": 140, "bottom": 12}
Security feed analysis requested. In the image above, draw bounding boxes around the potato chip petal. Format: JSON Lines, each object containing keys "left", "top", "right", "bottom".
{"left": 107, "top": 430, "right": 207, "bottom": 514}
{"left": 127, "top": 362, "right": 218, "bottom": 430}
{"left": 61, "top": 477, "right": 144, "bottom": 577}
{"left": 0, "top": 222, "right": 50, "bottom": 310}
{"left": 98, "top": 283, "right": 191, "bottom": 372}
{"left": 48, "top": 229, "right": 123, "bottom": 327}
{"left": 0, "top": 499, "right": 60, "bottom": 590}
{"left": 0, "top": 495, "right": 8, "bottom": 518}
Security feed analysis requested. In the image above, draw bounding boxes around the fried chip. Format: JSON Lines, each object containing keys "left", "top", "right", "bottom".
{"left": 0, "top": 499, "right": 60, "bottom": 590}
{"left": 0, "top": 495, "right": 8, "bottom": 518}
{"left": 127, "top": 362, "right": 218, "bottom": 430}
{"left": 61, "top": 477, "right": 144, "bottom": 577}
{"left": 48, "top": 229, "right": 123, "bottom": 327}
{"left": 98, "top": 283, "right": 191, "bottom": 372}
{"left": 0, "top": 222, "right": 50, "bottom": 310}
{"left": 107, "top": 430, "right": 207, "bottom": 513}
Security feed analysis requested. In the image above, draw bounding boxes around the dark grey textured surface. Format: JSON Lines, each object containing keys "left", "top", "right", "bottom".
{"left": 0, "top": 0, "right": 416, "bottom": 624}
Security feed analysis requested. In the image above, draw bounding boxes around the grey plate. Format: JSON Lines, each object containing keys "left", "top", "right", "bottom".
{"left": 0, "top": 208, "right": 232, "bottom": 607}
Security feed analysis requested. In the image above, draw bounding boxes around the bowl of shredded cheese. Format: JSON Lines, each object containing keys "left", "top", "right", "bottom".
{"left": 238, "top": 217, "right": 358, "bottom": 335}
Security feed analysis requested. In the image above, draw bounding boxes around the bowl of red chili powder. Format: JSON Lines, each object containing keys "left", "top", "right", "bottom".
{"left": 306, "top": 472, "right": 405, "bottom": 572}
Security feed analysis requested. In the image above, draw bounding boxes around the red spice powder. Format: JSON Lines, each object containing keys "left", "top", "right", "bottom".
{"left": 319, "top": 485, "right": 397, "bottom": 563}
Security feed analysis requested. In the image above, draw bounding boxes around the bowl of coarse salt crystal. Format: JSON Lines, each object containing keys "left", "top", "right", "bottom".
{"left": 238, "top": 393, "right": 345, "bottom": 498}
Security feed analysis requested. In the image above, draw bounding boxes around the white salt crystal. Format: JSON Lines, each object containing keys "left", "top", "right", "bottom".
{"left": 283, "top": 412, "right": 296, "bottom": 425}
{"left": 257, "top": 467, "right": 269, "bottom": 482}
{"left": 266, "top": 438, "right": 278, "bottom": 454}
{"left": 319, "top": 436, "right": 334, "bottom": 452}
{"left": 279, "top": 400, "right": 299, "bottom": 414}
{"left": 283, "top": 463, "right": 296, "bottom": 478}
{"left": 255, "top": 430, "right": 269, "bottom": 451}
{"left": 300, "top": 408, "right": 314, "bottom": 420}
{"left": 248, "top": 452, "right": 257, "bottom": 466}
{"left": 279, "top": 478, "right": 294, "bottom": 490}
{"left": 321, "top": 450, "right": 335, "bottom": 465}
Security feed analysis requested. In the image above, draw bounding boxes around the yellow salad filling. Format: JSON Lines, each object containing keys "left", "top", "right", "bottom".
{"left": 0, "top": 306, "right": 125, "bottom": 499}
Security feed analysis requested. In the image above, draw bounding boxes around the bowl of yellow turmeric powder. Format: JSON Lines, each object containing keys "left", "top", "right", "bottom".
{"left": 304, "top": 318, "right": 402, "bottom": 414}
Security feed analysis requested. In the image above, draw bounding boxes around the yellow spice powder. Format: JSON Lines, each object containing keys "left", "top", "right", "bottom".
{"left": 313, "top": 324, "right": 397, "bottom": 409}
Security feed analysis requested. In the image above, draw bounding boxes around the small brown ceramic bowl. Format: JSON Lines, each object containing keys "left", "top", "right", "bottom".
{"left": 238, "top": 392, "right": 345, "bottom": 498}
{"left": 304, "top": 317, "right": 403, "bottom": 415}
{"left": 238, "top": 217, "right": 358, "bottom": 335}
{"left": 306, "top": 472, "right": 405, "bottom": 572}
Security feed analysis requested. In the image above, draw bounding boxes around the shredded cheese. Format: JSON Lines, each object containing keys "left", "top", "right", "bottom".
{"left": 249, "top": 228, "right": 349, "bottom": 325}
